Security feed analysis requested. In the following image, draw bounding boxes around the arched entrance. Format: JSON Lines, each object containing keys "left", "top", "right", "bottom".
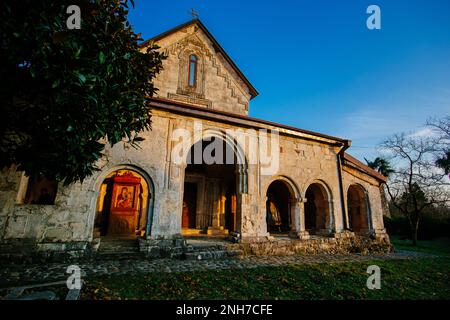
{"left": 304, "top": 182, "right": 332, "bottom": 235}
{"left": 347, "top": 184, "right": 370, "bottom": 233}
{"left": 94, "top": 169, "right": 152, "bottom": 238}
{"left": 182, "top": 135, "right": 242, "bottom": 235}
{"left": 266, "top": 180, "right": 294, "bottom": 235}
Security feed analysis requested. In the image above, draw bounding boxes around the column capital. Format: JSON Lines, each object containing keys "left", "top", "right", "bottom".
{"left": 290, "top": 197, "right": 305, "bottom": 205}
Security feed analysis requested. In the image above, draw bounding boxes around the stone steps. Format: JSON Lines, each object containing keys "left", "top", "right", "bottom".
{"left": 98, "top": 246, "right": 140, "bottom": 253}
{"left": 182, "top": 242, "right": 243, "bottom": 260}
{"left": 97, "top": 238, "right": 140, "bottom": 257}
{"left": 96, "top": 252, "right": 143, "bottom": 260}
{"left": 184, "top": 249, "right": 243, "bottom": 260}
{"left": 97, "top": 237, "right": 243, "bottom": 261}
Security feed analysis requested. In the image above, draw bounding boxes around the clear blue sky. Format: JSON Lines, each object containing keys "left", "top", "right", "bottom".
{"left": 128, "top": 0, "right": 450, "bottom": 161}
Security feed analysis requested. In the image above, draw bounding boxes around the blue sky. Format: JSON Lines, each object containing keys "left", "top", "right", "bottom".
{"left": 128, "top": 0, "right": 450, "bottom": 161}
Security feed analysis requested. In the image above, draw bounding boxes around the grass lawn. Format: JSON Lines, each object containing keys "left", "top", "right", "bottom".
{"left": 390, "top": 236, "right": 450, "bottom": 256}
{"left": 81, "top": 238, "right": 450, "bottom": 300}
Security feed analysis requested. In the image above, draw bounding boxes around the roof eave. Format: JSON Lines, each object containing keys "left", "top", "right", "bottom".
{"left": 342, "top": 153, "right": 388, "bottom": 183}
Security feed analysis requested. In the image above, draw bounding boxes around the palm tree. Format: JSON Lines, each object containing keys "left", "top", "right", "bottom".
{"left": 435, "top": 150, "right": 450, "bottom": 175}
{"left": 365, "top": 157, "right": 394, "bottom": 218}
{"left": 365, "top": 157, "right": 394, "bottom": 178}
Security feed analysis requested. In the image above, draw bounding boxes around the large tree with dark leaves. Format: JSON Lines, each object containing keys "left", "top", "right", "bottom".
{"left": 0, "top": 0, "right": 165, "bottom": 184}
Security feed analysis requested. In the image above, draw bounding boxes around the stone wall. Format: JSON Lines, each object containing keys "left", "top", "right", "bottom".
{"left": 229, "top": 233, "right": 392, "bottom": 256}
{"left": 0, "top": 21, "right": 389, "bottom": 253}
{"left": 342, "top": 167, "right": 387, "bottom": 234}
{"left": 150, "top": 24, "right": 252, "bottom": 115}
{"left": 0, "top": 107, "right": 389, "bottom": 252}
{"left": 0, "top": 167, "right": 95, "bottom": 244}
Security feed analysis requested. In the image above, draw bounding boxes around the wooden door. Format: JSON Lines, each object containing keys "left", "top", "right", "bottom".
{"left": 108, "top": 172, "right": 141, "bottom": 235}
{"left": 182, "top": 201, "right": 190, "bottom": 228}
{"left": 182, "top": 182, "right": 197, "bottom": 228}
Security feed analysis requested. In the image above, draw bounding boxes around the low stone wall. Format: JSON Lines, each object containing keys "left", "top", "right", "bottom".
{"left": 0, "top": 232, "right": 392, "bottom": 265}
{"left": 228, "top": 233, "right": 392, "bottom": 256}
{"left": 0, "top": 239, "right": 91, "bottom": 265}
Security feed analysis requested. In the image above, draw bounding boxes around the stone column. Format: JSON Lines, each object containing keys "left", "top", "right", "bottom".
{"left": 289, "top": 198, "right": 310, "bottom": 240}
{"left": 327, "top": 199, "right": 335, "bottom": 233}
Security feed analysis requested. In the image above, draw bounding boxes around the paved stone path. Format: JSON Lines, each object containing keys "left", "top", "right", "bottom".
{"left": 0, "top": 250, "right": 432, "bottom": 288}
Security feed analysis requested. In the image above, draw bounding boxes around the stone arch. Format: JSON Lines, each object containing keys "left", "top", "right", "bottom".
{"left": 90, "top": 164, "right": 156, "bottom": 238}
{"left": 183, "top": 128, "right": 248, "bottom": 193}
{"left": 347, "top": 184, "right": 371, "bottom": 233}
{"left": 265, "top": 176, "right": 300, "bottom": 235}
{"left": 264, "top": 175, "right": 300, "bottom": 200}
{"left": 304, "top": 180, "right": 334, "bottom": 235}
{"left": 181, "top": 130, "right": 248, "bottom": 235}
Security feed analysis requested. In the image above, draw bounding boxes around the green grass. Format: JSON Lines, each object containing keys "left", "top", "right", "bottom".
{"left": 390, "top": 236, "right": 450, "bottom": 256}
{"left": 81, "top": 238, "right": 450, "bottom": 300}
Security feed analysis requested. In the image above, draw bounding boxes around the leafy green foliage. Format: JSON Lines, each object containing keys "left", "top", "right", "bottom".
{"left": 384, "top": 215, "right": 450, "bottom": 240}
{"left": 364, "top": 157, "right": 394, "bottom": 178}
{"left": 436, "top": 150, "right": 450, "bottom": 175}
{"left": 0, "top": 0, "right": 165, "bottom": 184}
{"left": 399, "top": 183, "right": 428, "bottom": 212}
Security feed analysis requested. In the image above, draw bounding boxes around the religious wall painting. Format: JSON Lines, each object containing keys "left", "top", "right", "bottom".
{"left": 107, "top": 172, "right": 141, "bottom": 235}
{"left": 114, "top": 185, "right": 136, "bottom": 209}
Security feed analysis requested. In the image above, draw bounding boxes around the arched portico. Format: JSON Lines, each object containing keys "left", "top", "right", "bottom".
{"left": 263, "top": 176, "right": 309, "bottom": 239}
{"left": 266, "top": 179, "right": 294, "bottom": 234}
{"left": 347, "top": 184, "right": 372, "bottom": 233}
{"left": 181, "top": 130, "right": 248, "bottom": 236}
{"left": 92, "top": 165, "right": 155, "bottom": 239}
{"left": 304, "top": 181, "right": 334, "bottom": 236}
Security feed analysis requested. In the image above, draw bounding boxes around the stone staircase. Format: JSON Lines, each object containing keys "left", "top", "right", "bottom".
{"left": 95, "top": 237, "right": 243, "bottom": 261}
{"left": 97, "top": 237, "right": 142, "bottom": 259}
{"left": 183, "top": 239, "right": 243, "bottom": 261}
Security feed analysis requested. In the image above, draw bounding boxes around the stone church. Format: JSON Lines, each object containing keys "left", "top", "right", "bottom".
{"left": 0, "top": 20, "right": 390, "bottom": 257}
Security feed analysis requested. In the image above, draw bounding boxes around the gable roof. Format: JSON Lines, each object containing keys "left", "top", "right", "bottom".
{"left": 141, "top": 19, "right": 259, "bottom": 99}
{"left": 342, "top": 153, "right": 387, "bottom": 183}
{"left": 148, "top": 96, "right": 350, "bottom": 144}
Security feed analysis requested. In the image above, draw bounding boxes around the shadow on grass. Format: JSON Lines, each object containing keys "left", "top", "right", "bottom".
{"left": 81, "top": 238, "right": 450, "bottom": 300}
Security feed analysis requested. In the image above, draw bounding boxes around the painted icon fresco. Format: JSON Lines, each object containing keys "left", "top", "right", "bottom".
{"left": 114, "top": 185, "right": 135, "bottom": 209}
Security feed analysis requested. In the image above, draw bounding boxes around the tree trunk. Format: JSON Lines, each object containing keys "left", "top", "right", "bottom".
{"left": 411, "top": 219, "right": 420, "bottom": 246}
{"left": 412, "top": 226, "right": 418, "bottom": 246}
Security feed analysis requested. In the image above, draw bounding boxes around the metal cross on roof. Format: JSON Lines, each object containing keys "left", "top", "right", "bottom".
{"left": 190, "top": 8, "right": 199, "bottom": 19}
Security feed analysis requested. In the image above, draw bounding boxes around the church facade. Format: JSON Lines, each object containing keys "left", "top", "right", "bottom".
{"left": 0, "top": 20, "right": 390, "bottom": 256}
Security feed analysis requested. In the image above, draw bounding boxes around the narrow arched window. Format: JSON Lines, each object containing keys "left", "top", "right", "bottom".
{"left": 188, "top": 54, "right": 198, "bottom": 87}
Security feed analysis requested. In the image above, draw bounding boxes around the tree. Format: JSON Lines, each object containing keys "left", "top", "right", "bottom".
{"left": 435, "top": 151, "right": 450, "bottom": 175}
{"left": 365, "top": 157, "right": 394, "bottom": 177}
{"left": 365, "top": 156, "right": 394, "bottom": 217}
{"left": 427, "top": 117, "right": 450, "bottom": 176}
{"left": 381, "top": 133, "right": 450, "bottom": 246}
{"left": 0, "top": 0, "right": 165, "bottom": 184}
